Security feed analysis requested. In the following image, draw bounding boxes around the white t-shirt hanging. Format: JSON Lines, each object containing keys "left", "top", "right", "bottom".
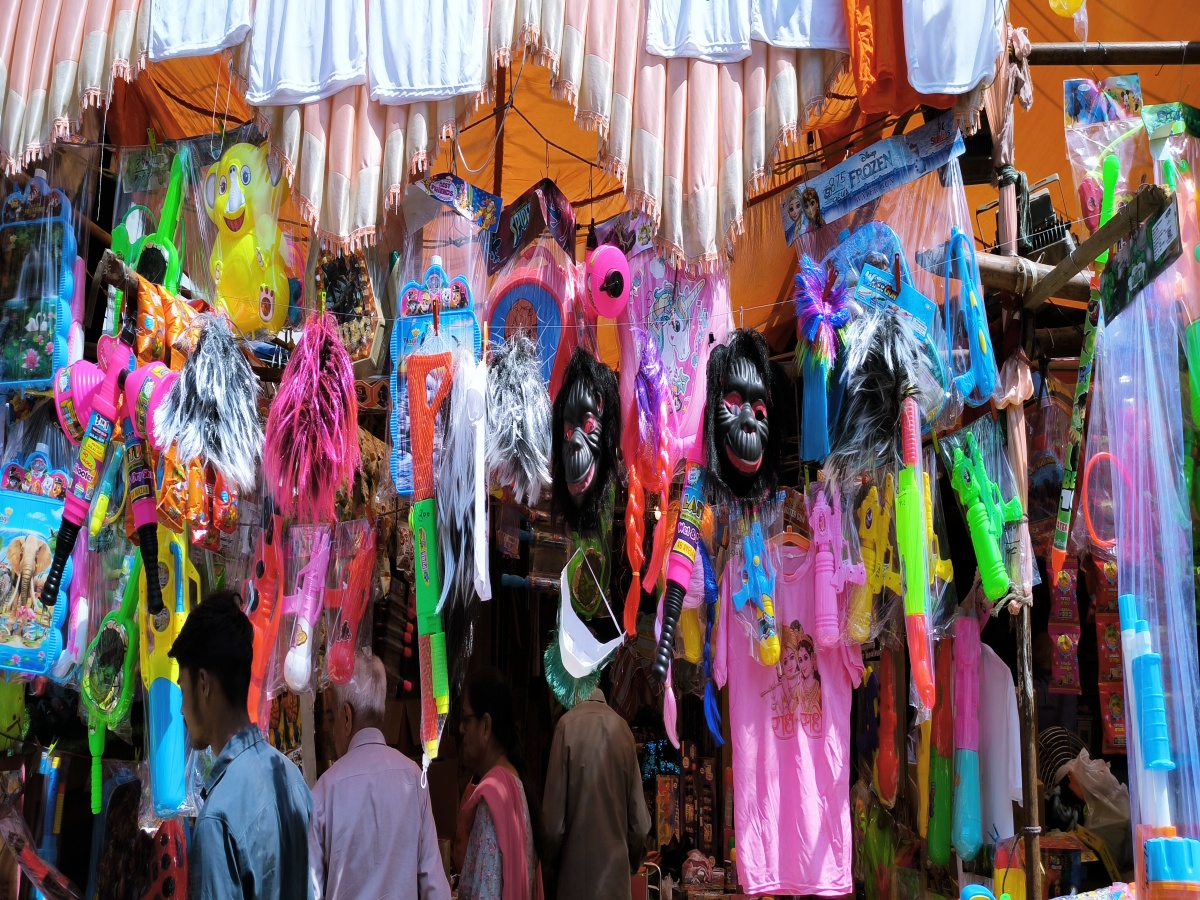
{"left": 978, "top": 644, "right": 1023, "bottom": 843}
{"left": 750, "top": 0, "right": 849, "bottom": 51}
{"left": 368, "top": 0, "right": 486, "bottom": 104}
{"left": 902, "top": 0, "right": 1005, "bottom": 94}
{"left": 645, "top": 0, "right": 752, "bottom": 63}
{"left": 148, "top": 0, "right": 251, "bottom": 62}
{"left": 245, "top": 0, "right": 367, "bottom": 106}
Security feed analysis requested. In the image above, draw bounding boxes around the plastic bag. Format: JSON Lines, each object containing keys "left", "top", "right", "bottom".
{"left": 325, "top": 519, "right": 377, "bottom": 686}
{"left": 277, "top": 524, "right": 332, "bottom": 695}
{"left": 1056, "top": 749, "right": 1130, "bottom": 834}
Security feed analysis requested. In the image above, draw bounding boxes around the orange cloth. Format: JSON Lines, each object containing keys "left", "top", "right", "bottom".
{"left": 843, "top": 0, "right": 954, "bottom": 115}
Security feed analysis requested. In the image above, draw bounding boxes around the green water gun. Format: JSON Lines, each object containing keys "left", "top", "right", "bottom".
{"left": 110, "top": 144, "right": 190, "bottom": 326}
{"left": 950, "top": 432, "right": 1023, "bottom": 601}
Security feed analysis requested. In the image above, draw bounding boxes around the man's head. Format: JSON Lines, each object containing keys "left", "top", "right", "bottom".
{"left": 168, "top": 590, "right": 253, "bottom": 751}
{"left": 330, "top": 651, "right": 387, "bottom": 758}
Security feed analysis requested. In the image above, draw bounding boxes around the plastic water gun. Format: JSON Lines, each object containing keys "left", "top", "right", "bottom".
{"left": 809, "top": 485, "right": 866, "bottom": 648}
{"left": 35, "top": 752, "right": 66, "bottom": 899}
{"left": 950, "top": 432, "right": 1023, "bottom": 602}
{"left": 39, "top": 286, "right": 138, "bottom": 618}
{"left": 120, "top": 411, "right": 163, "bottom": 616}
{"left": 282, "top": 528, "right": 331, "bottom": 693}
{"left": 652, "top": 455, "right": 706, "bottom": 681}
{"left": 110, "top": 144, "right": 188, "bottom": 320}
{"left": 952, "top": 609, "right": 983, "bottom": 861}
{"left": 245, "top": 498, "right": 284, "bottom": 731}
{"left": 1095, "top": 153, "right": 1121, "bottom": 266}
{"left": 924, "top": 471, "right": 954, "bottom": 588}
{"left": 928, "top": 638, "right": 954, "bottom": 866}
{"left": 961, "top": 887, "right": 1007, "bottom": 900}
{"left": 82, "top": 553, "right": 141, "bottom": 814}
{"left": 874, "top": 645, "right": 900, "bottom": 808}
{"left": 917, "top": 716, "right": 931, "bottom": 838}
{"left": 896, "top": 397, "right": 934, "bottom": 708}
{"left": 944, "top": 226, "right": 998, "bottom": 405}
{"left": 1118, "top": 594, "right": 1200, "bottom": 893}
{"left": 139, "top": 528, "right": 199, "bottom": 817}
{"left": 850, "top": 478, "right": 900, "bottom": 643}
{"left": 327, "top": 523, "right": 377, "bottom": 685}
{"left": 731, "top": 522, "right": 780, "bottom": 667}
{"left": 88, "top": 443, "right": 124, "bottom": 538}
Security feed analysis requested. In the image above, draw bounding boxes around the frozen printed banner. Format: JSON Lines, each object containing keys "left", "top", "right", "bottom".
{"left": 781, "top": 113, "right": 965, "bottom": 245}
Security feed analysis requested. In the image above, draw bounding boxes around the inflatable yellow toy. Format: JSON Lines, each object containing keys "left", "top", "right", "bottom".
{"left": 204, "top": 142, "right": 292, "bottom": 335}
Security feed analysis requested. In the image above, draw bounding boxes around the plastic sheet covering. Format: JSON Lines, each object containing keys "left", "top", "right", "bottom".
{"left": 1096, "top": 272, "right": 1200, "bottom": 895}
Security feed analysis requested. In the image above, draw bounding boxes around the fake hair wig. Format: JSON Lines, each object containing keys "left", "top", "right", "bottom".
{"left": 486, "top": 333, "right": 552, "bottom": 507}
{"left": 551, "top": 348, "right": 621, "bottom": 534}
{"left": 155, "top": 313, "right": 263, "bottom": 492}
{"left": 704, "top": 328, "right": 781, "bottom": 504}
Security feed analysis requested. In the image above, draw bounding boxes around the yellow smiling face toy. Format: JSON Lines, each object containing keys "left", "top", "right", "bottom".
{"left": 204, "top": 142, "right": 293, "bottom": 336}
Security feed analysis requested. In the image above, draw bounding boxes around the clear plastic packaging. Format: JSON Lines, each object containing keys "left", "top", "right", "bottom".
{"left": 277, "top": 524, "right": 332, "bottom": 696}
{"left": 325, "top": 519, "right": 377, "bottom": 686}
{"left": 1096, "top": 271, "right": 1200, "bottom": 897}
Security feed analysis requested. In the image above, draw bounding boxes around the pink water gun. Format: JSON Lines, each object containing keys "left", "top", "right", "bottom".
{"left": 327, "top": 524, "right": 377, "bottom": 685}
{"left": 807, "top": 485, "right": 866, "bottom": 649}
{"left": 952, "top": 608, "right": 982, "bottom": 861}
{"left": 282, "top": 529, "right": 332, "bottom": 693}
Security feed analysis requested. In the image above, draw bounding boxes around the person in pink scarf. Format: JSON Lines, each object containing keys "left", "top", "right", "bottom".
{"left": 454, "top": 669, "right": 545, "bottom": 900}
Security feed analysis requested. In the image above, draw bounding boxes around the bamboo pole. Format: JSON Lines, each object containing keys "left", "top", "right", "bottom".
{"left": 1027, "top": 42, "right": 1200, "bottom": 67}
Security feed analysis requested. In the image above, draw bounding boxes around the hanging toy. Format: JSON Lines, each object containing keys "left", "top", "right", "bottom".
{"left": 263, "top": 310, "right": 360, "bottom": 522}
{"left": 551, "top": 348, "right": 621, "bottom": 534}
{"left": 586, "top": 225, "right": 630, "bottom": 319}
{"left": 794, "top": 255, "right": 850, "bottom": 462}
{"left": 153, "top": 312, "right": 263, "bottom": 492}
{"left": 486, "top": 333, "right": 552, "bottom": 507}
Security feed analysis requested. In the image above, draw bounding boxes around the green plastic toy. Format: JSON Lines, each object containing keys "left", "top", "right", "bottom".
{"left": 950, "top": 432, "right": 1023, "bottom": 602}
{"left": 81, "top": 552, "right": 142, "bottom": 814}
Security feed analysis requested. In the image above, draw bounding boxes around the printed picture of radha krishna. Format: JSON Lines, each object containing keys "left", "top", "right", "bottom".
{"left": 763, "top": 621, "right": 823, "bottom": 740}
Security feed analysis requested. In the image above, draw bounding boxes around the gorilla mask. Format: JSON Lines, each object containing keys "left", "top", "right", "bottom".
{"left": 552, "top": 349, "right": 620, "bottom": 532}
{"left": 706, "top": 329, "right": 780, "bottom": 502}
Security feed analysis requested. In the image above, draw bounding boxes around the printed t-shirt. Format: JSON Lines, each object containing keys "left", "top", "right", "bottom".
{"left": 714, "top": 544, "right": 862, "bottom": 897}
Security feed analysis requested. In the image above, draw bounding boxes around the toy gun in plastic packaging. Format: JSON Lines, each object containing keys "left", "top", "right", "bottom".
{"left": 952, "top": 609, "right": 982, "bottom": 861}
{"left": 326, "top": 522, "right": 377, "bottom": 685}
{"left": 924, "top": 471, "right": 954, "bottom": 587}
{"left": 850, "top": 477, "right": 900, "bottom": 643}
{"left": 731, "top": 521, "right": 780, "bottom": 666}
{"left": 282, "top": 527, "right": 331, "bottom": 693}
{"left": 411, "top": 499, "right": 449, "bottom": 758}
{"left": 928, "top": 638, "right": 954, "bottom": 866}
{"left": 808, "top": 484, "right": 865, "bottom": 648}
{"left": 874, "top": 644, "right": 900, "bottom": 808}
{"left": 896, "top": 398, "right": 934, "bottom": 708}
{"left": 652, "top": 457, "right": 706, "bottom": 682}
{"left": 950, "top": 431, "right": 1022, "bottom": 602}
{"left": 245, "top": 497, "right": 284, "bottom": 731}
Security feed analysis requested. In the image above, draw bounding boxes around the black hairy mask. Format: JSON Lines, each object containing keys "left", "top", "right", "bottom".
{"left": 705, "top": 328, "right": 780, "bottom": 502}
{"left": 552, "top": 348, "right": 620, "bottom": 532}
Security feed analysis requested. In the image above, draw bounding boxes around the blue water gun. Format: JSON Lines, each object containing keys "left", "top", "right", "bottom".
{"left": 945, "top": 227, "right": 998, "bottom": 405}
{"left": 731, "top": 522, "right": 780, "bottom": 666}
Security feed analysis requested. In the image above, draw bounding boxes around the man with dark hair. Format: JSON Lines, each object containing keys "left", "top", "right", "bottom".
{"left": 169, "top": 590, "right": 312, "bottom": 899}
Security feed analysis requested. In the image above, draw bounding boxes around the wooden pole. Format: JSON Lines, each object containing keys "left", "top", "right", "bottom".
{"left": 1027, "top": 41, "right": 1200, "bottom": 67}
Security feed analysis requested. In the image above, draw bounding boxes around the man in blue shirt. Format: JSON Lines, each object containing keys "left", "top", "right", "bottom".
{"left": 169, "top": 590, "right": 312, "bottom": 899}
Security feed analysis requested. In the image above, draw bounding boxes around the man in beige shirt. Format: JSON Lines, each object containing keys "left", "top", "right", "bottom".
{"left": 308, "top": 652, "right": 450, "bottom": 900}
{"left": 542, "top": 689, "right": 651, "bottom": 900}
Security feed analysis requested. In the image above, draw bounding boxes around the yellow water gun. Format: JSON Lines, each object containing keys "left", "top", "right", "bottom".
{"left": 924, "top": 472, "right": 954, "bottom": 587}
{"left": 849, "top": 476, "right": 901, "bottom": 643}
{"left": 139, "top": 527, "right": 200, "bottom": 817}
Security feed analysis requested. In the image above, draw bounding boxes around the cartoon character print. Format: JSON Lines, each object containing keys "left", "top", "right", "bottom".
{"left": 647, "top": 260, "right": 709, "bottom": 417}
{"left": 763, "top": 620, "right": 823, "bottom": 741}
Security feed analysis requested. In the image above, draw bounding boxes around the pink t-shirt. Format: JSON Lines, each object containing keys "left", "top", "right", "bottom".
{"left": 714, "top": 545, "right": 863, "bottom": 897}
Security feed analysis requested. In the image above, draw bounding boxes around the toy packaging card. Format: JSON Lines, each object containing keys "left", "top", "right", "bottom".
{"left": 0, "top": 173, "right": 77, "bottom": 392}
{"left": 0, "top": 452, "right": 70, "bottom": 676}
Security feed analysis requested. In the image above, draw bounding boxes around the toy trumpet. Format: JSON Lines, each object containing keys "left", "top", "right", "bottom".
{"left": 950, "top": 432, "right": 1023, "bottom": 602}
{"left": 282, "top": 528, "right": 332, "bottom": 694}
{"left": 731, "top": 522, "right": 780, "bottom": 667}
{"left": 652, "top": 458, "right": 706, "bottom": 682}
{"left": 808, "top": 484, "right": 865, "bottom": 649}
{"left": 896, "top": 397, "right": 934, "bottom": 708}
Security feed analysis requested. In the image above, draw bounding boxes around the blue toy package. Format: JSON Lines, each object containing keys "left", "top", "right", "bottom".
{"left": 0, "top": 171, "right": 76, "bottom": 391}
{"left": 0, "top": 452, "right": 71, "bottom": 676}
{"left": 389, "top": 258, "right": 482, "bottom": 496}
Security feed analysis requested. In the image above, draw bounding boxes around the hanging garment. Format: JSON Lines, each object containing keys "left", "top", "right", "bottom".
{"left": 978, "top": 643, "right": 1023, "bottom": 843}
{"left": 367, "top": 0, "right": 486, "bottom": 104}
{"left": 245, "top": 0, "right": 366, "bottom": 106}
{"left": 842, "top": 0, "right": 953, "bottom": 116}
{"left": 751, "top": 0, "right": 849, "bottom": 50}
{"left": 714, "top": 545, "right": 861, "bottom": 896}
{"left": 645, "top": 0, "right": 752, "bottom": 64}
{"left": 148, "top": 0, "right": 251, "bottom": 62}
{"left": 901, "top": 0, "right": 1004, "bottom": 95}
